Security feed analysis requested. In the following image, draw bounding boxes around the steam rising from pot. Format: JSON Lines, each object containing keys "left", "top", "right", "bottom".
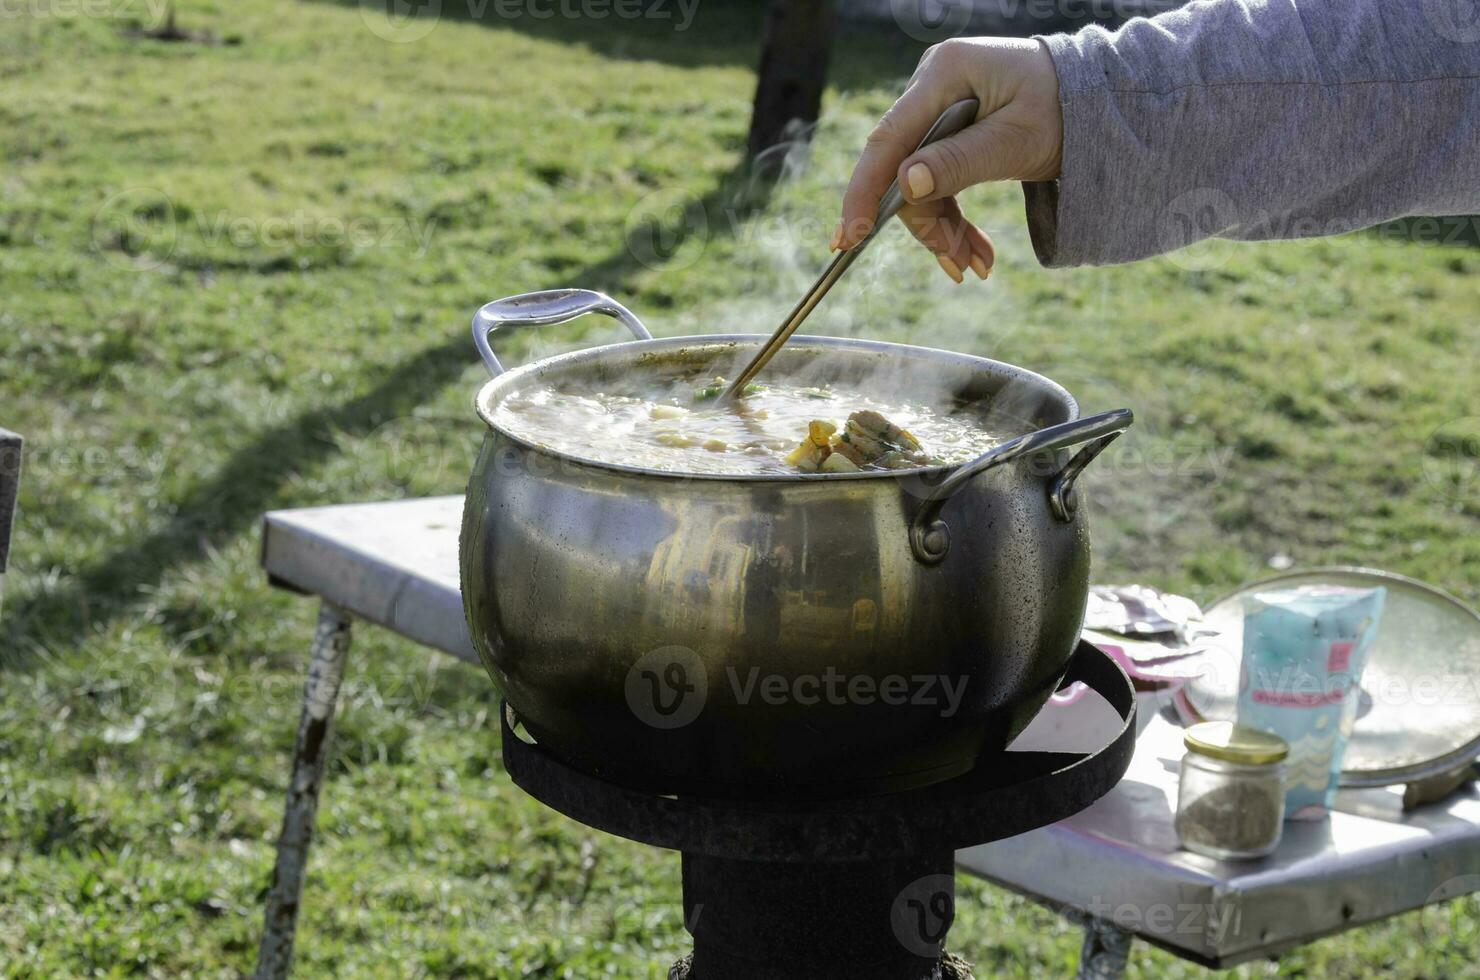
{"left": 717, "top": 116, "right": 1041, "bottom": 434}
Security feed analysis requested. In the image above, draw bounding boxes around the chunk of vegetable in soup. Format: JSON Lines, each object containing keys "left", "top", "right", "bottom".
{"left": 491, "top": 373, "right": 1013, "bottom": 475}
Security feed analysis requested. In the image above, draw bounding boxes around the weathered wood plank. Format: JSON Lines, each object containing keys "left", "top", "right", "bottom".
{"left": 0, "top": 428, "right": 21, "bottom": 585}
{"left": 254, "top": 602, "right": 353, "bottom": 980}
{"left": 0, "top": 429, "right": 21, "bottom": 615}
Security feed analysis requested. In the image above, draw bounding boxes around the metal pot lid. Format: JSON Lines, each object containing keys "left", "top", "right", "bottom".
{"left": 1184, "top": 567, "right": 1480, "bottom": 788}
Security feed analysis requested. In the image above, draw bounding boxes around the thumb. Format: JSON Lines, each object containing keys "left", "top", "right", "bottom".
{"left": 898, "top": 117, "right": 1026, "bottom": 204}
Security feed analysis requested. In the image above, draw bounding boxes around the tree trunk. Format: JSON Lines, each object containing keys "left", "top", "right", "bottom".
{"left": 747, "top": 0, "right": 836, "bottom": 170}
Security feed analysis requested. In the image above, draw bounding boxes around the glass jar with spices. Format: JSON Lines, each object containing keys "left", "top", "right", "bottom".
{"left": 1175, "top": 721, "right": 1288, "bottom": 860}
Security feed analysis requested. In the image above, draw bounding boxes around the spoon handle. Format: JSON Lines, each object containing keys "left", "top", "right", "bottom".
{"left": 866, "top": 98, "right": 982, "bottom": 246}
{"left": 722, "top": 98, "right": 981, "bottom": 400}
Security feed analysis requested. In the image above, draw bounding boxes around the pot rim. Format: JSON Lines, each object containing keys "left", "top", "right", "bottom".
{"left": 472, "top": 333, "right": 1081, "bottom": 483}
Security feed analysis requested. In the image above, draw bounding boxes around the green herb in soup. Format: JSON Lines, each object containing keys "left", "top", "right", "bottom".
{"left": 692, "top": 378, "right": 763, "bottom": 400}
{"left": 491, "top": 371, "right": 1014, "bottom": 476}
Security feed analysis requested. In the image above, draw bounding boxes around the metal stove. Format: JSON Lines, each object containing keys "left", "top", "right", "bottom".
{"left": 501, "top": 640, "right": 1135, "bottom": 980}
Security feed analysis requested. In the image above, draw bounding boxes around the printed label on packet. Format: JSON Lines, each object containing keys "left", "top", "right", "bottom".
{"left": 1236, "top": 586, "right": 1385, "bottom": 819}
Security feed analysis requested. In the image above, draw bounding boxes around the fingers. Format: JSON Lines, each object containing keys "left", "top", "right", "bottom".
{"left": 824, "top": 36, "right": 1061, "bottom": 283}
{"left": 833, "top": 81, "right": 960, "bottom": 250}
{"left": 895, "top": 198, "right": 995, "bottom": 283}
{"left": 897, "top": 115, "right": 1025, "bottom": 206}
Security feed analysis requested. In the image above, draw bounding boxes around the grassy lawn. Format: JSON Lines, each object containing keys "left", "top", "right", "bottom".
{"left": 3, "top": 1, "right": 1478, "bottom": 976}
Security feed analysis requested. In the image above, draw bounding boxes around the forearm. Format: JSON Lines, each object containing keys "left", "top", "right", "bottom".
{"left": 1026, "top": 0, "right": 1480, "bottom": 267}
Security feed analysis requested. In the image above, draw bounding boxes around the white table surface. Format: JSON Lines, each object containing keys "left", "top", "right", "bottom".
{"left": 260, "top": 496, "right": 1480, "bottom": 967}
{"left": 262, "top": 496, "right": 475, "bottom": 663}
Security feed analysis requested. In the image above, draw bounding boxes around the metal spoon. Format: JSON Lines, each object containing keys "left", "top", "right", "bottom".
{"left": 720, "top": 98, "right": 981, "bottom": 402}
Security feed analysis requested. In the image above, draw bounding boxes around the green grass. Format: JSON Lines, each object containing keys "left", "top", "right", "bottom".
{"left": 3, "top": 1, "right": 1479, "bottom": 976}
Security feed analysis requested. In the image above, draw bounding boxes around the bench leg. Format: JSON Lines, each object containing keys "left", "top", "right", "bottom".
{"left": 0, "top": 427, "right": 22, "bottom": 617}
{"left": 254, "top": 602, "right": 353, "bottom": 980}
{"left": 1076, "top": 917, "right": 1132, "bottom": 979}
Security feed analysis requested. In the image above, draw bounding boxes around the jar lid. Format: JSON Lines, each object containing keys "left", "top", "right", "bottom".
{"left": 1184, "top": 721, "right": 1288, "bottom": 765}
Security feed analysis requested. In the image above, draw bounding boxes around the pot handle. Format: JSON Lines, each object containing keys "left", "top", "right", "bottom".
{"left": 909, "top": 408, "right": 1134, "bottom": 565}
{"left": 472, "top": 288, "right": 653, "bottom": 376}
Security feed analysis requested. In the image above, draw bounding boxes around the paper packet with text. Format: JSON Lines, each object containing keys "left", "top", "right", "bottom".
{"left": 1236, "top": 585, "right": 1385, "bottom": 819}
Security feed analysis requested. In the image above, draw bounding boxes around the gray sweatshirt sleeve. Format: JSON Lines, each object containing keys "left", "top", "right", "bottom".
{"left": 1024, "top": 0, "right": 1480, "bottom": 267}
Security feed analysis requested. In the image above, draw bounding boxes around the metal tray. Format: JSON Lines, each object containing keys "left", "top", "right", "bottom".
{"left": 1185, "top": 566, "right": 1480, "bottom": 787}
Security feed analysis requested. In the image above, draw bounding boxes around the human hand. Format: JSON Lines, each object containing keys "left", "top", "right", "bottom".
{"left": 831, "top": 38, "right": 1063, "bottom": 282}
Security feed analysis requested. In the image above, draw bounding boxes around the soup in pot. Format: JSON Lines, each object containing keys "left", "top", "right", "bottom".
{"left": 490, "top": 369, "right": 1020, "bottom": 476}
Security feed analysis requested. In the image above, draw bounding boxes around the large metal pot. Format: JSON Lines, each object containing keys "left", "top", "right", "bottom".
{"left": 460, "top": 289, "right": 1132, "bottom": 798}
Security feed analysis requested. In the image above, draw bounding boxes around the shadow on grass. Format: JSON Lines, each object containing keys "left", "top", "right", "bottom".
{"left": 0, "top": 165, "right": 774, "bottom": 669}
